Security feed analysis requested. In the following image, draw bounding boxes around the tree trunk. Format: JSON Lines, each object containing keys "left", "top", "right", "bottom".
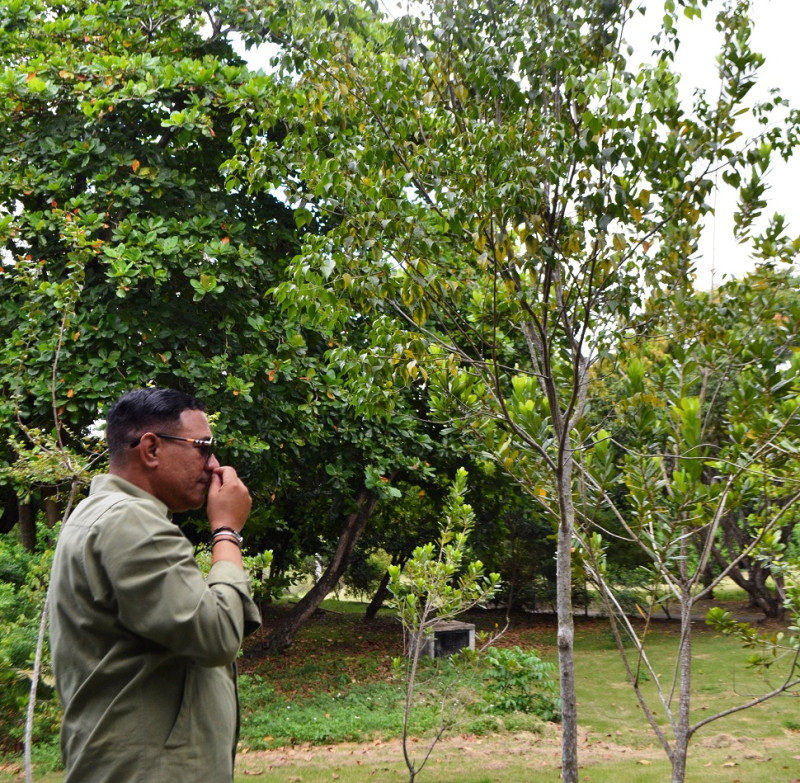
{"left": 261, "top": 486, "right": 380, "bottom": 653}
{"left": 712, "top": 549, "right": 785, "bottom": 619}
{"left": 44, "top": 496, "right": 60, "bottom": 528}
{"left": 713, "top": 511, "right": 787, "bottom": 619}
{"left": 747, "top": 562, "right": 785, "bottom": 618}
{"left": 365, "top": 568, "right": 392, "bottom": 620}
{"left": 671, "top": 577, "right": 694, "bottom": 783}
{"left": 556, "top": 460, "right": 579, "bottom": 783}
{"left": 18, "top": 500, "right": 36, "bottom": 551}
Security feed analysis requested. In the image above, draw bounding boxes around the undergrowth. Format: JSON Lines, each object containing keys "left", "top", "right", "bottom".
{"left": 237, "top": 625, "right": 554, "bottom": 751}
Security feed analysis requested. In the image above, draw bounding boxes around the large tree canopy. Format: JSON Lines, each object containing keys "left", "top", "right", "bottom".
{"left": 0, "top": 0, "right": 449, "bottom": 652}
{"left": 0, "top": 0, "right": 297, "bottom": 455}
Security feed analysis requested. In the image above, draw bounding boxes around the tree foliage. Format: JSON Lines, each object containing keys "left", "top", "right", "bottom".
{"left": 0, "top": 0, "right": 297, "bottom": 486}
{"left": 576, "top": 267, "right": 800, "bottom": 781}
{"left": 0, "top": 0, "right": 443, "bottom": 636}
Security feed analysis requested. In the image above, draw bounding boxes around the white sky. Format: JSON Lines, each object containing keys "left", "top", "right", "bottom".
{"left": 627, "top": 0, "right": 800, "bottom": 290}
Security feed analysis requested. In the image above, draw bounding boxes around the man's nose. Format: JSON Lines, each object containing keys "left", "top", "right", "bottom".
{"left": 205, "top": 453, "right": 221, "bottom": 470}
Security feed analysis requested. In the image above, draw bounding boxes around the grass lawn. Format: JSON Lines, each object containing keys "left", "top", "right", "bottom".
{"left": 5, "top": 597, "right": 800, "bottom": 782}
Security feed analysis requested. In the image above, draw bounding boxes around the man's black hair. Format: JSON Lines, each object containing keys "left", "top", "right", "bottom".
{"left": 106, "top": 388, "right": 205, "bottom": 459}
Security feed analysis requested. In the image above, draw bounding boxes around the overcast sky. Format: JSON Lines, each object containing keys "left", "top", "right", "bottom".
{"left": 627, "top": 0, "right": 800, "bottom": 290}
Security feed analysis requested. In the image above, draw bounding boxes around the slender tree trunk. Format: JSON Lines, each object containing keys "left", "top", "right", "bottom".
{"left": 262, "top": 487, "right": 380, "bottom": 653}
{"left": 671, "top": 579, "right": 693, "bottom": 783}
{"left": 18, "top": 500, "right": 36, "bottom": 551}
{"left": 43, "top": 496, "right": 60, "bottom": 528}
{"left": 671, "top": 527, "right": 694, "bottom": 783}
{"left": 505, "top": 536, "right": 518, "bottom": 615}
{"left": 556, "top": 459, "right": 579, "bottom": 783}
{"left": 365, "top": 568, "right": 392, "bottom": 620}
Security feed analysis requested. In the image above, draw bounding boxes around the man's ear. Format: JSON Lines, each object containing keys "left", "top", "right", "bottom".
{"left": 138, "top": 432, "right": 160, "bottom": 469}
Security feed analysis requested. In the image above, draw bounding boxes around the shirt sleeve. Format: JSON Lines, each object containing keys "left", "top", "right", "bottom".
{"left": 91, "top": 498, "right": 260, "bottom": 667}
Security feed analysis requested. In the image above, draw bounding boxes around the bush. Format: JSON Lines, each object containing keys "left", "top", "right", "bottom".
{"left": 0, "top": 522, "right": 62, "bottom": 755}
{"left": 479, "top": 646, "right": 560, "bottom": 722}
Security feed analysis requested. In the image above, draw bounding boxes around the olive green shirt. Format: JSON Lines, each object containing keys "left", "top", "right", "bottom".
{"left": 49, "top": 474, "right": 261, "bottom": 783}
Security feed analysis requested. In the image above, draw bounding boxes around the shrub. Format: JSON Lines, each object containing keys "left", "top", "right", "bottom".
{"left": 480, "top": 646, "right": 560, "bottom": 722}
{"left": 0, "top": 522, "right": 62, "bottom": 754}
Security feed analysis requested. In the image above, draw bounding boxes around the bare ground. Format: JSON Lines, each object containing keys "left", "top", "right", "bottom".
{"left": 235, "top": 728, "right": 643, "bottom": 777}
{"left": 235, "top": 726, "right": 797, "bottom": 778}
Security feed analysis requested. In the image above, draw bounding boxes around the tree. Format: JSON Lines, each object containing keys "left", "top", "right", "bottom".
{"left": 599, "top": 269, "right": 800, "bottom": 615}
{"left": 578, "top": 268, "right": 800, "bottom": 783}
{"left": 0, "top": 0, "right": 444, "bottom": 655}
{"left": 0, "top": 0, "right": 298, "bottom": 521}
{"left": 238, "top": 0, "right": 800, "bottom": 779}
{"left": 388, "top": 467, "right": 500, "bottom": 783}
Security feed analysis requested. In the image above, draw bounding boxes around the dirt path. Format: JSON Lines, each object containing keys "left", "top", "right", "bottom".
{"left": 235, "top": 728, "right": 665, "bottom": 776}
{"left": 236, "top": 727, "right": 797, "bottom": 781}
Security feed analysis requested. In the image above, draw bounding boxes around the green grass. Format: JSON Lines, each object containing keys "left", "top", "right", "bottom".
{"left": 5, "top": 595, "right": 800, "bottom": 783}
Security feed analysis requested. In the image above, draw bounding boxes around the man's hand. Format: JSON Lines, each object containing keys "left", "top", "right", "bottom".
{"left": 207, "top": 466, "right": 252, "bottom": 533}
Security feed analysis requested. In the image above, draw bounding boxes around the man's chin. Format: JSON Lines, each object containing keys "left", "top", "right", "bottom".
{"left": 169, "top": 495, "right": 206, "bottom": 514}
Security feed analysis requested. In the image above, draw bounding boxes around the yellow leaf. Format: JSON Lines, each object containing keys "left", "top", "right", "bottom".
{"left": 565, "top": 232, "right": 582, "bottom": 254}
{"left": 131, "top": 159, "right": 140, "bottom": 173}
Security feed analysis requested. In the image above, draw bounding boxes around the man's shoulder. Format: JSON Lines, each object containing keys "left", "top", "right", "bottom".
{"left": 68, "top": 474, "right": 169, "bottom": 528}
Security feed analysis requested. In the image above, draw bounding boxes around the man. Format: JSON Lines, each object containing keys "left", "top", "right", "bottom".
{"left": 49, "top": 387, "right": 261, "bottom": 783}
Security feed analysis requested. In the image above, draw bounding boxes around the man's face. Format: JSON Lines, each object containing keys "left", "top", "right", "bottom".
{"left": 151, "top": 408, "right": 220, "bottom": 512}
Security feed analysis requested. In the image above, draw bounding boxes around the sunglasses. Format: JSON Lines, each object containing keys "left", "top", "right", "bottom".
{"left": 130, "top": 432, "right": 215, "bottom": 460}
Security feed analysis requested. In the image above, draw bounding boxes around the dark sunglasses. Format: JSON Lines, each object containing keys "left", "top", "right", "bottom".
{"left": 130, "top": 432, "right": 215, "bottom": 460}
